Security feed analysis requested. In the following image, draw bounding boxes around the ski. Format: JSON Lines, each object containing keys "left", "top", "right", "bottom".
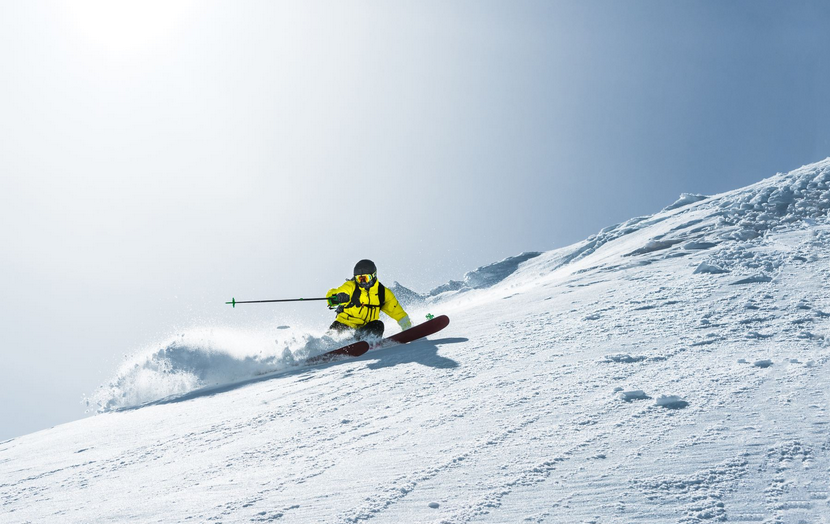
{"left": 306, "top": 340, "right": 370, "bottom": 364}
{"left": 371, "top": 314, "right": 450, "bottom": 350}
{"left": 305, "top": 315, "right": 450, "bottom": 365}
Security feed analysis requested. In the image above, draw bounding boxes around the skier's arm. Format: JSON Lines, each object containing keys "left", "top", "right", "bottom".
{"left": 325, "top": 281, "right": 354, "bottom": 306}
{"left": 381, "top": 288, "right": 411, "bottom": 329}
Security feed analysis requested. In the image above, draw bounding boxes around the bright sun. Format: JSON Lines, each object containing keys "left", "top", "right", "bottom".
{"left": 63, "top": 0, "right": 194, "bottom": 54}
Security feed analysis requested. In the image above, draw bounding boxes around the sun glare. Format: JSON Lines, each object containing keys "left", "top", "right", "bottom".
{"left": 63, "top": 0, "right": 194, "bottom": 54}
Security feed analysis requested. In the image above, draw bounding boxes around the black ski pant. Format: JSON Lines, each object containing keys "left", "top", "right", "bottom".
{"left": 329, "top": 320, "right": 384, "bottom": 340}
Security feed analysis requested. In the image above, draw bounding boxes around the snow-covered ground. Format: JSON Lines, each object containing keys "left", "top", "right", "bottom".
{"left": 2, "top": 159, "right": 830, "bottom": 523}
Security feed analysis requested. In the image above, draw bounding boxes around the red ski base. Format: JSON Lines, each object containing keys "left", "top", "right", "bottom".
{"left": 371, "top": 314, "right": 450, "bottom": 350}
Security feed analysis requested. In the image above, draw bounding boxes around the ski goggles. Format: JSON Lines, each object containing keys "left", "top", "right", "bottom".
{"left": 355, "top": 273, "right": 376, "bottom": 285}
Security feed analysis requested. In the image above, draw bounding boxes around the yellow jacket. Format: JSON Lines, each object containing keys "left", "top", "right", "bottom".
{"left": 326, "top": 280, "right": 408, "bottom": 328}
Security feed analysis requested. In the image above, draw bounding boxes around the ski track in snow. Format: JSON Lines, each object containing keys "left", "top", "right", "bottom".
{"left": 2, "top": 160, "right": 830, "bottom": 523}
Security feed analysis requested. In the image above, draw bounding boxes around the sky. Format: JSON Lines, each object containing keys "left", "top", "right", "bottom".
{"left": 1, "top": 0, "right": 829, "bottom": 440}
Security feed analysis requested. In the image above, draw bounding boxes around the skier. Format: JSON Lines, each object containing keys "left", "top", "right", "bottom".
{"left": 325, "top": 259, "right": 412, "bottom": 340}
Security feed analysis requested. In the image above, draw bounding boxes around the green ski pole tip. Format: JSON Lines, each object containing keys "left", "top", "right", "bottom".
{"left": 426, "top": 313, "right": 434, "bottom": 320}
{"left": 225, "top": 298, "right": 236, "bottom": 308}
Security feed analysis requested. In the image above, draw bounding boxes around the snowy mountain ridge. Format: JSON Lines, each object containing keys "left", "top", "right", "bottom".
{"left": 2, "top": 159, "right": 830, "bottom": 523}
{"left": 420, "top": 158, "right": 830, "bottom": 306}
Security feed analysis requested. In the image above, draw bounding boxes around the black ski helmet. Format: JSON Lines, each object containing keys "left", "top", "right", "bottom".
{"left": 354, "top": 259, "right": 377, "bottom": 276}
{"left": 353, "top": 259, "right": 377, "bottom": 288}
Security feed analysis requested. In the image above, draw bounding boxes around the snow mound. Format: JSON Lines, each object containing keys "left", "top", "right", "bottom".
{"left": 428, "top": 251, "right": 542, "bottom": 296}
{"left": 617, "top": 390, "right": 650, "bottom": 402}
{"left": 694, "top": 262, "right": 729, "bottom": 274}
{"left": 689, "top": 161, "right": 830, "bottom": 275}
{"left": 711, "top": 161, "right": 830, "bottom": 226}
{"left": 662, "top": 192, "right": 708, "bottom": 211}
{"left": 654, "top": 395, "right": 689, "bottom": 409}
{"left": 87, "top": 327, "right": 341, "bottom": 412}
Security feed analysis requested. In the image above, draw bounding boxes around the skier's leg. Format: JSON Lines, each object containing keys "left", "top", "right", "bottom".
{"left": 356, "top": 320, "right": 384, "bottom": 340}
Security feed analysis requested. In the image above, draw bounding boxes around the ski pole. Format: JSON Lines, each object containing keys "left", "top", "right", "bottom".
{"left": 225, "top": 297, "right": 330, "bottom": 308}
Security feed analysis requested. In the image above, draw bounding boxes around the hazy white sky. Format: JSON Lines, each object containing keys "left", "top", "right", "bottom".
{"left": 1, "top": 0, "right": 829, "bottom": 439}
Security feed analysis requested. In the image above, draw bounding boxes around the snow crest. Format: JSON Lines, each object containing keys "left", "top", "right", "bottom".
{"left": 427, "top": 251, "right": 542, "bottom": 296}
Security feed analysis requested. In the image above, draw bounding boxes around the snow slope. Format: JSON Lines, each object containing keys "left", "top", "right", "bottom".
{"left": 2, "top": 159, "right": 830, "bottom": 523}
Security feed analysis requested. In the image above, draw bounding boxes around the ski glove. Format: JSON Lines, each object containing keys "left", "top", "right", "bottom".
{"left": 327, "top": 292, "right": 350, "bottom": 307}
{"left": 397, "top": 315, "right": 412, "bottom": 330}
